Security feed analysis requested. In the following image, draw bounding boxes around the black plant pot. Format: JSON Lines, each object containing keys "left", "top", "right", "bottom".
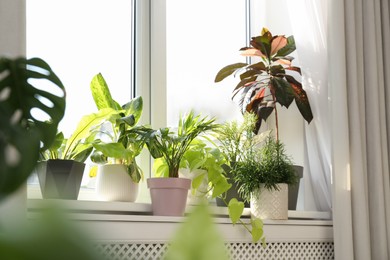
{"left": 216, "top": 164, "right": 250, "bottom": 207}
{"left": 36, "top": 159, "right": 85, "bottom": 200}
{"left": 288, "top": 165, "right": 303, "bottom": 210}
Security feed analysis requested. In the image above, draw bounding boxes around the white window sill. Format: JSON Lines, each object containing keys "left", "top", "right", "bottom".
{"left": 27, "top": 199, "right": 332, "bottom": 221}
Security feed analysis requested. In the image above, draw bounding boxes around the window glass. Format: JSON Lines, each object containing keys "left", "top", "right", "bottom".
{"left": 26, "top": 0, "right": 133, "bottom": 137}
{"left": 26, "top": 0, "right": 134, "bottom": 200}
{"left": 166, "top": 0, "right": 246, "bottom": 126}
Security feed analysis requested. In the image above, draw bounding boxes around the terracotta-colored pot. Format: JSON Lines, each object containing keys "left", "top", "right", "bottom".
{"left": 147, "top": 178, "right": 191, "bottom": 216}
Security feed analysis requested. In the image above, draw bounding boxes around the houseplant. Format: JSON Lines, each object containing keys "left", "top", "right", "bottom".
{"left": 234, "top": 135, "right": 297, "bottom": 219}
{"left": 133, "top": 111, "right": 217, "bottom": 216}
{"left": 215, "top": 27, "right": 313, "bottom": 210}
{"left": 89, "top": 73, "right": 144, "bottom": 202}
{"left": 214, "top": 27, "right": 313, "bottom": 138}
{"left": 37, "top": 108, "right": 115, "bottom": 199}
{"left": 214, "top": 113, "right": 264, "bottom": 207}
{"left": 153, "top": 138, "right": 231, "bottom": 205}
{"left": 0, "top": 56, "right": 66, "bottom": 199}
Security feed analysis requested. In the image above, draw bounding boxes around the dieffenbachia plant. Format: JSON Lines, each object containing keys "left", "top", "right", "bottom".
{"left": 215, "top": 28, "right": 313, "bottom": 139}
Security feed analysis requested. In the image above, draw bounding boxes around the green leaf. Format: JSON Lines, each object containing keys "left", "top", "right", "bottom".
{"left": 165, "top": 204, "right": 229, "bottom": 260}
{"left": 285, "top": 75, "right": 313, "bottom": 123}
{"left": 123, "top": 96, "right": 143, "bottom": 125}
{"left": 63, "top": 108, "right": 117, "bottom": 159}
{"left": 192, "top": 172, "right": 206, "bottom": 190}
{"left": 92, "top": 142, "right": 132, "bottom": 160}
{"left": 228, "top": 198, "right": 244, "bottom": 225}
{"left": 251, "top": 218, "right": 264, "bottom": 243}
{"left": 90, "top": 73, "right": 121, "bottom": 110}
{"left": 215, "top": 63, "right": 247, "bottom": 82}
{"left": 211, "top": 177, "right": 231, "bottom": 198}
{"left": 0, "top": 57, "right": 66, "bottom": 199}
{"left": 270, "top": 77, "right": 295, "bottom": 108}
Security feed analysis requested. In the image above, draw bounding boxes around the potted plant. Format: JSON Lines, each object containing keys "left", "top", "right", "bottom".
{"left": 89, "top": 73, "right": 144, "bottom": 202}
{"left": 153, "top": 138, "right": 231, "bottom": 205}
{"left": 37, "top": 107, "right": 115, "bottom": 199}
{"left": 214, "top": 27, "right": 313, "bottom": 137}
{"left": 0, "top": 57, "right": 66, "bottom": 199}
{"left": 233, "top": 135, "right": 297, "bottom": 220}
{"left": 215, "top": 28, "right": 313, "bottom": 209}
{"left": 214, "top": 113, "right": 263, "bottom": 207}
{"left": 134, "top": 111, "right": 217, "bottom": 216}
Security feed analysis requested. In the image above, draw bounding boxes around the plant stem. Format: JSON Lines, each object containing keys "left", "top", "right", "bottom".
{"left": 273, "top": 95, "right": 279, "bottom": 142}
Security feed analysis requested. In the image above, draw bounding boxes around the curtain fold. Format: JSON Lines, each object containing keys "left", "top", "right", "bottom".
{"left": 286, "top": 0, "right": 332, "bottom": 212}
{"left": 329, "top": 0, "right": 390, "bottom": 259}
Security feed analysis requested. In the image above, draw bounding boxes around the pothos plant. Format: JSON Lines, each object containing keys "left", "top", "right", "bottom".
{"left": 215, "top": 28, "right": 313, "bottom": 139}
{"left": 89, "top": 73, "right": 145, "bottom": 183}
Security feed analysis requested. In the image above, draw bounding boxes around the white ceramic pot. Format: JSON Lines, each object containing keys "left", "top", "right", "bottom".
{"left": 250, "top": 183, "right": 288, "bottom": 220}
{"left": 96, "top": 164, "right": 139, "bottom": 202}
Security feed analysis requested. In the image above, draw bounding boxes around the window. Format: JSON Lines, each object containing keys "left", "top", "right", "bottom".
{"left": 26, "top": 0, "right": 137, "bottom": 200}
{"left": 25, "top": 0, "right": 325, "bottom": 212}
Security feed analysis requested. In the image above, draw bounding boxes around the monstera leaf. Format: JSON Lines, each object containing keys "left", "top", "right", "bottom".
{"left": 0, "top": 57, "right": 66, "bottom": 199}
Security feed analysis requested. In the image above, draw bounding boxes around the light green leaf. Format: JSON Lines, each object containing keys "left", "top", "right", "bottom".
{"left": 63, "top": 108, "right": 117, "bottom": 158}
{"left": 251, "top": 218, "right": 264, "bottom": 243}
{"left": 123, "top": 96, "right": 143, "bottom": 125}
{"left": 92, "top": 142, "right": 132, "bottom": 160}
{"left": 90, "top": 73, "right": 121, "bottom": 110}
{"left": 211, "top": 178, "right": 231, "bottom": 198}
{"left": 192, "top": 172, "right": 206, "bottom": 190}
{"left": 228, "top": 198, "right": 244, "bottom": 225}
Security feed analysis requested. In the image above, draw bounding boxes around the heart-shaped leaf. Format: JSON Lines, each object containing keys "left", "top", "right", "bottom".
{"left": 228, "top": 198, "right": 244, "bottom": 225}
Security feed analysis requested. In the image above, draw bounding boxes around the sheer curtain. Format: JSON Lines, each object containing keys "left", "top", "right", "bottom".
{"left": 329, "top": 0, "right": 390, "bottom": 259}
{"left": 286, "top": 0, "right": 332, "bottom": 212}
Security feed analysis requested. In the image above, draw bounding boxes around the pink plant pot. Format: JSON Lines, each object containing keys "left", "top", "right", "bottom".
{"left": 147, "top": 178, "right": 191, "bottom": 216}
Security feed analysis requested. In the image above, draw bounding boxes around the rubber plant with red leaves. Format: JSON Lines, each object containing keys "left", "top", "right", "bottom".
{"left": 215, "top": 28, "right": 313, "bottom": 140}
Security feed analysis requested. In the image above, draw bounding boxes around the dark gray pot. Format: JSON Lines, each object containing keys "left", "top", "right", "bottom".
{"left": 37, "top": 159, "right": 85, "bottom": 200}
{"left": 288, "top": 165, "right": 303, "bottom": 210}
{"left": 216, "top": 164, "right": 249, "bottom": 207}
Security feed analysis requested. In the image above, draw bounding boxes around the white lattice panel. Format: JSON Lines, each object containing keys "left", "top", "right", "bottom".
{"left": 95, "top": 241, "right": 334, "bottom": 260}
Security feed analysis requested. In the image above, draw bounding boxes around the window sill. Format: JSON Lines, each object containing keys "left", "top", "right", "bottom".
{"left": 27, "top": 199, "right": 333, "bottom": 244}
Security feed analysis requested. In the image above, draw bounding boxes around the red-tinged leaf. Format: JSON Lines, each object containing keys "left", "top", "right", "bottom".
{"left": 275, "top": 58, "right": 292, "bottom": 66}
{"left": 271, "top": 36, "right": 288, "bottom": 56}
{"left": 232, "top": 77, "right": 258, "bottom": 99}
{"left": 246, "top": 87, "right": 266, "bottom": 112}
{"left": 215, "top": 63, "right": 248, "bottom": 82}
{"left": 285, "top": 75, "right": 313, "bottom": 123}
{"left": 285, "top": 66, "right": 301, "bottom": 75}
{"left": 270, "top": 77, "right": 294, "bottom": 107}
{"left": 275, "top": 35, "right": 296, "bottom": 57}
{"left": 251, "top": 35, "right": 271, "bottom": 60}
{"left": 240, "top": 48, "right": 265, "bottom": 57}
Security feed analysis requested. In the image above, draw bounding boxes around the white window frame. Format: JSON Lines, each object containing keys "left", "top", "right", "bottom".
{"left": 0, "top": 0, "right": 332, "bottom": 220}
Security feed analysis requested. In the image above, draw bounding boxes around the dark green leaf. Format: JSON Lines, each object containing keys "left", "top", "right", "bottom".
{"left": 270, "top": 77, "right": 295, "bottom": 107}
{"left": 0, "top": 57, "right": 66, "bottom": 199}
{"left": 215, "top": 63, "right": 247, "bottom": 82}
{"left": 285, "top": 75, "right": 313, "bottom": 123}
